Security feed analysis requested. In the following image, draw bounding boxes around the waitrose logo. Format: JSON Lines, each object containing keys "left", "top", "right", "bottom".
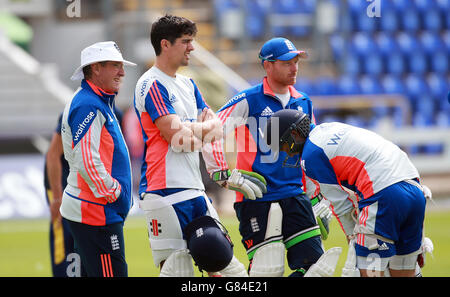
{"left": 74, "top": 111, "right": 95, "bottom": 142}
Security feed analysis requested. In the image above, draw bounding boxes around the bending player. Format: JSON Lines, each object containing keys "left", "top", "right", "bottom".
{"left": 134, "top": 15, "right": 247, "bottom": 277}
{"left": 265, "top": 109, "right": 431, "bottom": 277}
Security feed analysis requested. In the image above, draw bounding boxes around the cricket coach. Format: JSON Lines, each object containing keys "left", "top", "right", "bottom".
{"left": 60, "top": 41, "right": 135, "bottom": 277}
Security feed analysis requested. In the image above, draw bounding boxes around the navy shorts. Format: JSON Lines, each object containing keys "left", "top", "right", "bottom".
{"left": 234, "top": 194, "right": 323, "bottom": 272}
{"left": 355, "top": 180, "right": 426, "bottom": 258}
{"left": 65, "top": 219, "right": 127, "bottom": 277}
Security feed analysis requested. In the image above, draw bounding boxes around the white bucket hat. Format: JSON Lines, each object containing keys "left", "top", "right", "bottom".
{"left": 71, "top": 41, "right": 137, "bottom": 81}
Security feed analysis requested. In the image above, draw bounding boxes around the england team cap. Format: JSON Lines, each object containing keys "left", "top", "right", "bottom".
{"left": 71, "top": 41, "right": 136, "bottom": 81}
{"left": 258, "top": 37, "right": 308, "bottom": 62}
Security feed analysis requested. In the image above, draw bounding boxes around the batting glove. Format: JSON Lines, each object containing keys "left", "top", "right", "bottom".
{"left": 212, "top": 169, "right": 267, "bottom": 200}
{"left": 311, "top": 193, "right": 332, "bottom": 240}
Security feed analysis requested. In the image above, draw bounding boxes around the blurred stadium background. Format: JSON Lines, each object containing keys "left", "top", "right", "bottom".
{"left": 0, "top": 0, "right": 449, "bottom": 276}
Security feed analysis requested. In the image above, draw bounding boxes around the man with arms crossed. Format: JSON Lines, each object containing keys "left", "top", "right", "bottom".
{"left": 134, "top": 14, "right": 247, "bottom": 277}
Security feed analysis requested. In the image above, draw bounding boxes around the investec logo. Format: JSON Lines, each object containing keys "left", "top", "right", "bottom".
{"left": 74, "top": 111, "right": 95, "bottom": 142}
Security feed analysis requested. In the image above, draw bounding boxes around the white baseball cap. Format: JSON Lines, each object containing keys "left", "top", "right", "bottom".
{"left": 71, "top": 41, "right": 137, "bottom": 81}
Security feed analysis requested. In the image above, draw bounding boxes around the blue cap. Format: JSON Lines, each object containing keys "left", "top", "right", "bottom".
{"left": 448, "top": 91, "right": 450, "bottom": 104}
{"left": 259, "top": 37, "right": 308, "bottom": 62}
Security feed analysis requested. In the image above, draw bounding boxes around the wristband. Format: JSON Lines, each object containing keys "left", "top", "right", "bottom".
{"left": 212, "top": 169, "right": 231, "bottom": 182}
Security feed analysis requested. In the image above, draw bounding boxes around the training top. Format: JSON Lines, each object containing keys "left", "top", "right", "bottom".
{"left": 134, "top": 66, "right": 209, "bottom": 196}
{"left": 45, "top": 109, "right": 123, "bottom": 195}
{"left": 60, "top": 80, "right": 133, "bottom": 226}
{"left": 203, "top": 77, "right": 316, "bottom": 202}
{"left": 301, "top": 122, "right": 420, "bottom": 231}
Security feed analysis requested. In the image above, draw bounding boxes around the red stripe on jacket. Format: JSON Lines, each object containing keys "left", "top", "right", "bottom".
{"left": 141, "top": 112, "right": 169, "bottom": 191}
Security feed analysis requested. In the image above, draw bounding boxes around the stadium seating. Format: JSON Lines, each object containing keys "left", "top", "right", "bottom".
{"left": 437, "top": 111, "right": 450, "bottom": 127}
{"left": 442, "top": 31, "right": 450, "bottom": 53}
{"left": 347, "top": 0, "right": 365, "bottom": 12}
{"left": 292, "top": 0, "right": 316, "bottom": 37}
{"left": 359, "top": 75, "right": 383, "bottom": 94}
{"left": 244, "top": 0, "right": 269, "bottom": 39}
{"left": 416, "top": 98, "right": 435, "bottom": 122}
{"left": 408, "top": 50, "right": 428, "bottom": 75}
{"left": 314, "top": 76, "right": 337, "bottom": 95}
{"left": 375, "top": 32, "right": 400, "bottom": 57}
{"left": 385, "top": 52, "right": 406, "bottom": 76}
{"left": 409, "top": 112, "right": 428, "bottom": 154}
{"left": 396, "top": 32, "right": 422, "bottom": 55}
{"left": 329, "top": 34, "right": 345, "bottom": 60}
{"left": 337, "top": 75, "right": 361, "bottom": 95}
{"left": 356, "top": 9, "right": 377, "bottom": 33}
{"left": 430, "top": 50, "right": 449, "bottom": 75}
{"left": 427, "top": 73, "right": 448, "bottom": 103}
{"left": 228, "top": 0, "right": 449, "bottom": 138}
{"left": 379, "top": 9, "right": 399, "bottom": 33}
{"left": 295, "top": 77, "right": 316, "bottom": 96}
{"left": 402, "top": 8, "right": 421, "bottom": 33}
{"left": 420, "top": 31, "right": 445, "bottom": 55}
{"left": 392, "top": 0, "right": 410, "bottom": 12}
{"left": 213, "top": 0, "right": 238, "bottom": 18}
{"left": 391, "top": 107, "right": 406, "bottom": 127}
{"left": 423, "top": 9, "right": 443, "bottom": 32}
{"left": 381, "top": 75, "right": 406, "bottom": 95}
{"left": 436, "top": 0, "right": 450, "bottom": 12}
{"left": 427, "top": 73, "right": 450, "bottom": 114}
{"left": 330, "top": 1, "right": 449, "bottom": 130}
{"left": 351, "top": 32, "right": 377, "bottom": 57}
{"left": 404, "top": 74, "right": 430, "bottom": 106}
{"left": 270, "top": 0, "right": 316, "bottom": 37}
{"left": 364, "top": 52, "right": 384, "bottom": 76}
{"left": 342, "top": 53, "right": 361, "bottom": 76}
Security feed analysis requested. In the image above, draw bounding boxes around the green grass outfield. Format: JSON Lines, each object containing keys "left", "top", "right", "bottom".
{"left": 0, "top": 209, "right": 449, "bottom": 277}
